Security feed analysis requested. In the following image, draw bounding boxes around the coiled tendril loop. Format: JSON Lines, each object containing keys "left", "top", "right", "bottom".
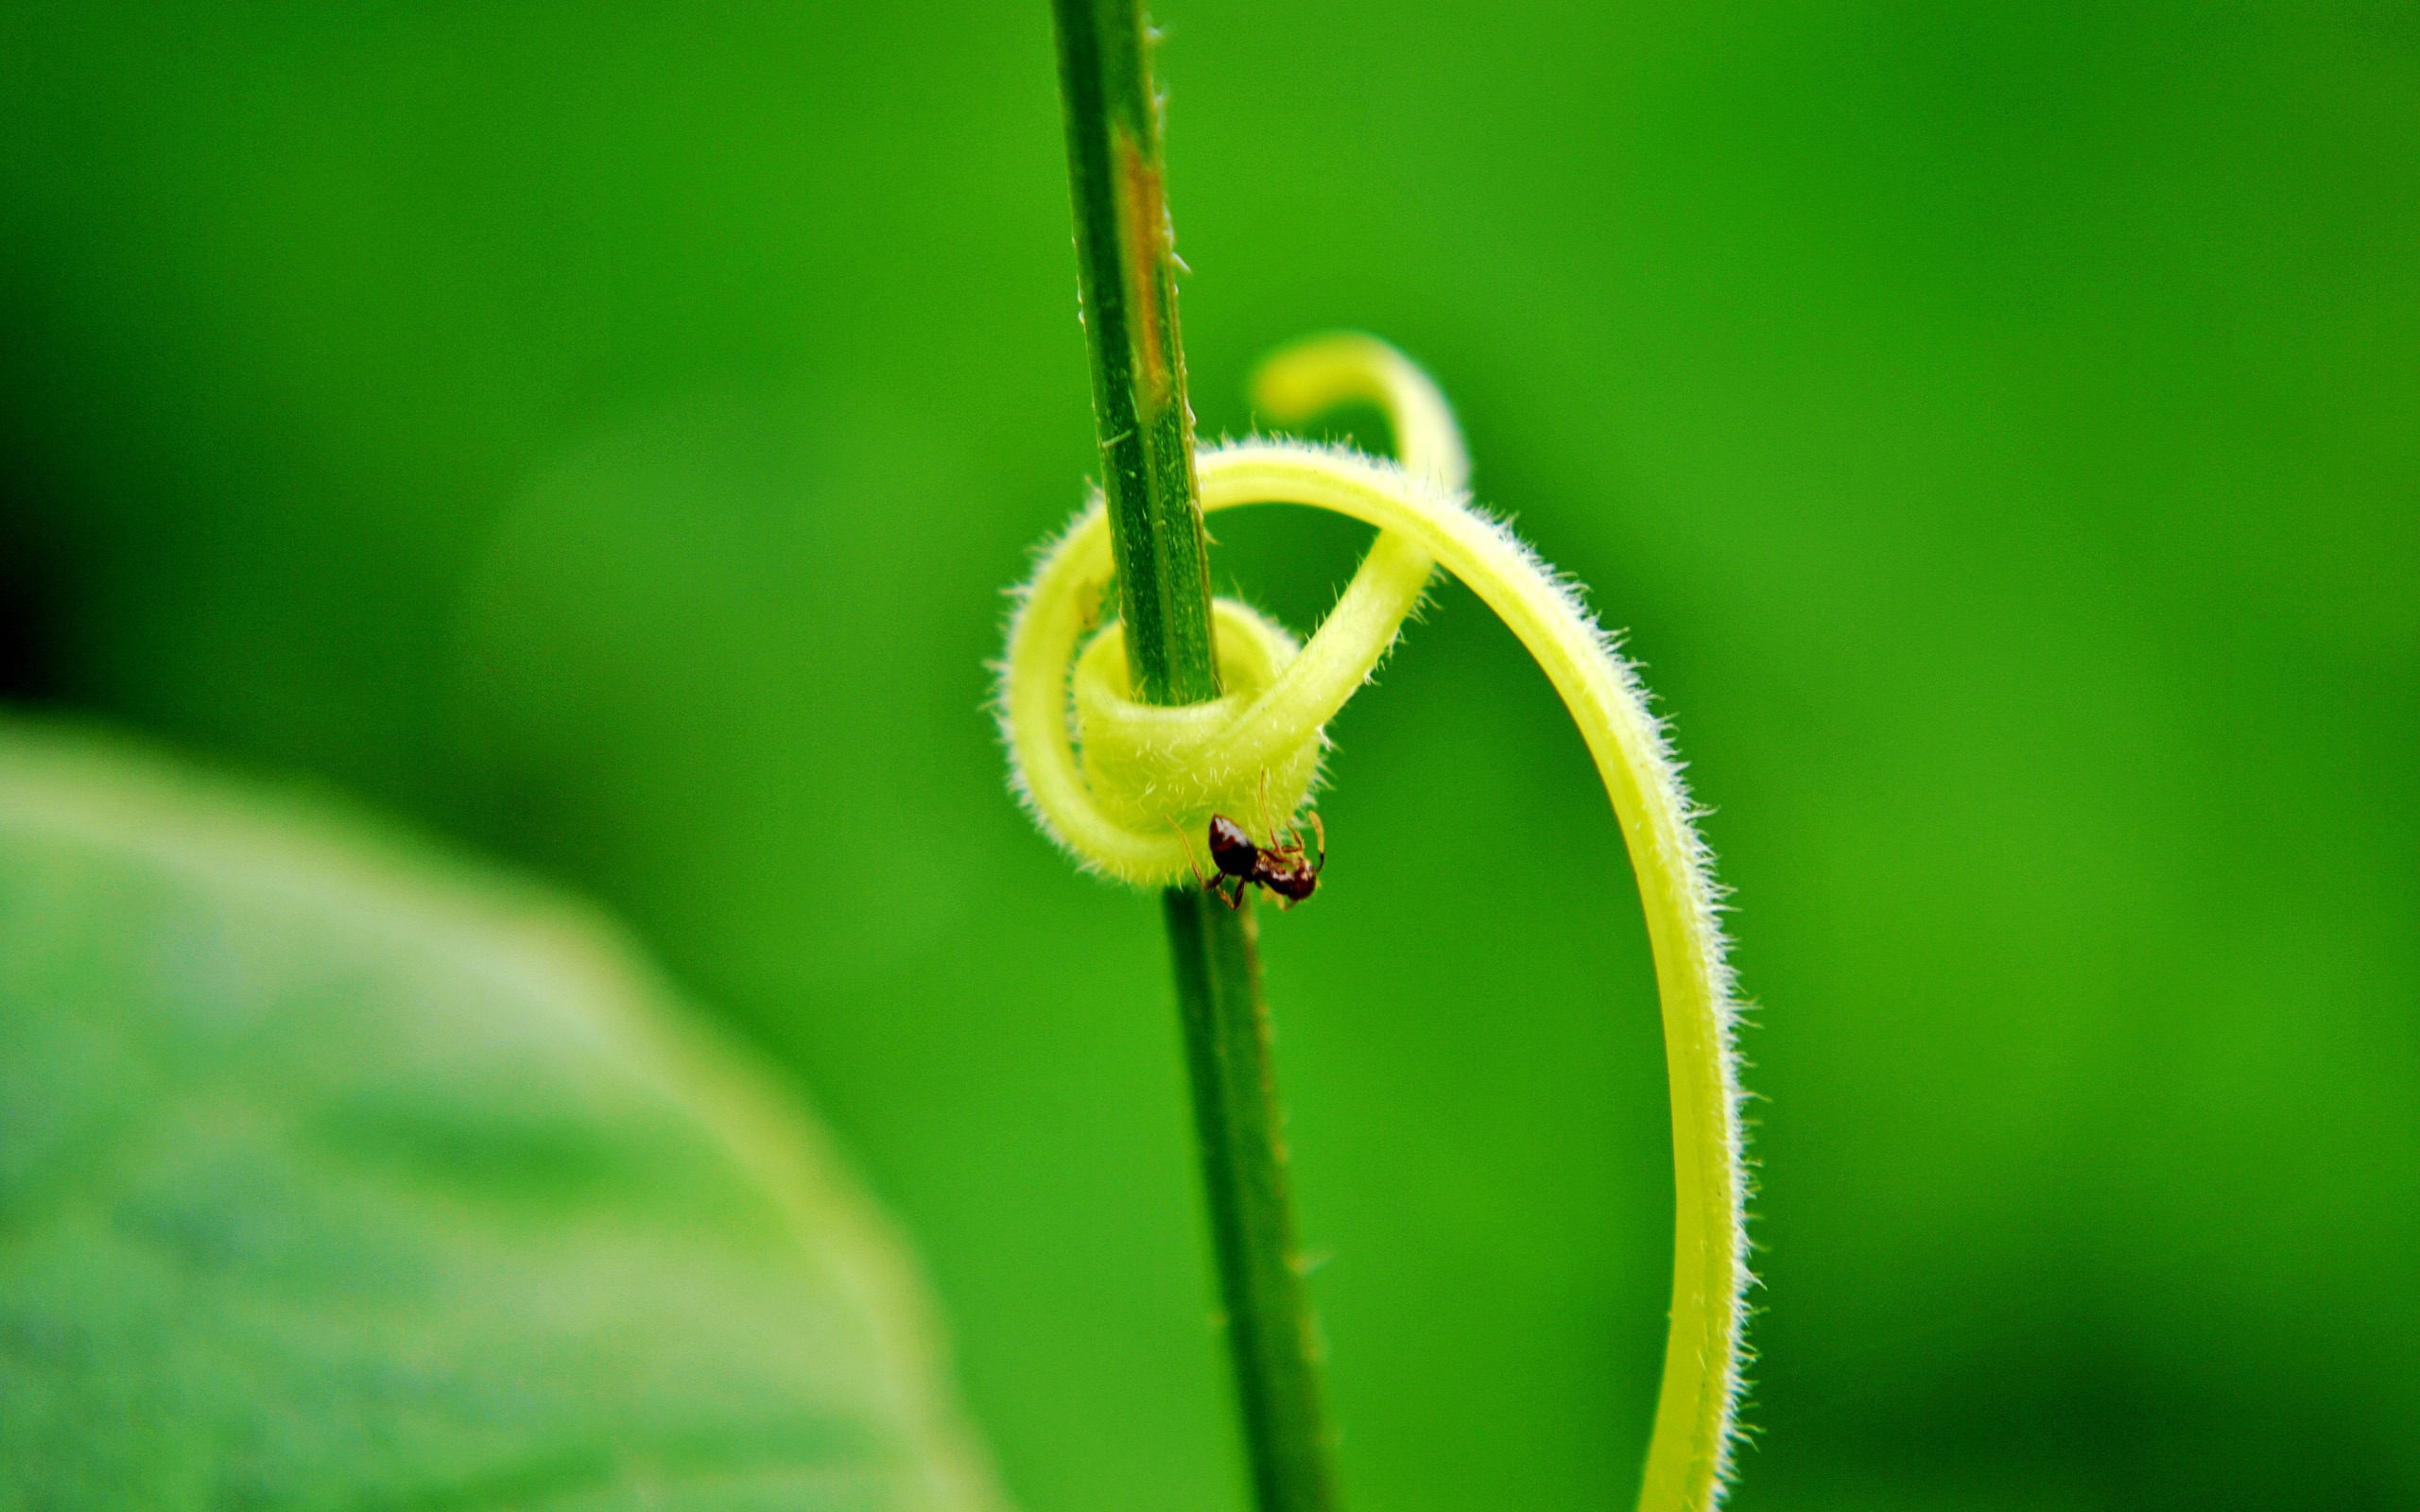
{"left": 996, "top": 334, "right": 1751, "bottom": 1512}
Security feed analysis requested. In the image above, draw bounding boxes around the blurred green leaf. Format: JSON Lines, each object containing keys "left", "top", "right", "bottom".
{"left": 0, "top": 720, "right": 1000, "bottom": 1512}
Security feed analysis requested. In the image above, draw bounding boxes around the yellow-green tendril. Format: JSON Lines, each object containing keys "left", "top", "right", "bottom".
{"left": 998, "top": 334, "right": 1751, "bottom": 1511}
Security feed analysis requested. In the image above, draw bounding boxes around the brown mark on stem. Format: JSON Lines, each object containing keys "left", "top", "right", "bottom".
{"left": 1114, "top": 125, "right": 1173, "bottom": 411}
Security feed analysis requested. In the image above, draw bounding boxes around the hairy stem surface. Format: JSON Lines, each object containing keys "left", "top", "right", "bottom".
{"left": 1046, "top": 4, "right": 1337, "bottom": 1510}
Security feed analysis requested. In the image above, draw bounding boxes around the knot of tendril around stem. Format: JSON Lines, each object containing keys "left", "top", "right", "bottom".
{"left": 999, "top": 334, "right": 1462, "bottom": 887}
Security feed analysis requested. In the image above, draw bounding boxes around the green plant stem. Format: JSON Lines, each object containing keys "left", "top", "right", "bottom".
{"left": 1046, "top": 4, "right": 1337, "bottom": 1511}
{"left": 1162, "top": 889, "right": 1333, "bottom": 1512}
{"left": 1048, "top": 0, "right": 1216, "bottom": 708}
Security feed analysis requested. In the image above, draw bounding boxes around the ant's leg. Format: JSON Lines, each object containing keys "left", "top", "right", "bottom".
{"left": 1305, "top": 811, "right": 1327, "bottom": 872}
{"left": 1167, "top": 816, "right": 1214, "bottom": 892}
{"left": 1222, "top": 876, "right": 1249, "bottom": 911}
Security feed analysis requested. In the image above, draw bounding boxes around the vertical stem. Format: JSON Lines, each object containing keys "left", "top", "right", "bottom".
{"left": 1048, "top": 0, "right": 1217, "bottom": 707}
{"left": 1164, "top": 889, "right": 1334, "bottom": 1512}
{"left": 1046, "top": 4, "right": 1338, "bottom": 1511}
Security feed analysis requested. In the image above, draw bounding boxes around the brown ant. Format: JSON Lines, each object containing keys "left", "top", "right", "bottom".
{"left": 1175, "top": 777, "right": 1327, "bottom": 910}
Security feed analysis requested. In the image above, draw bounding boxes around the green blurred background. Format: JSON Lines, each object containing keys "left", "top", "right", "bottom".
{"left": 3, "top": 1, "right": 2414, "bottom": 1507}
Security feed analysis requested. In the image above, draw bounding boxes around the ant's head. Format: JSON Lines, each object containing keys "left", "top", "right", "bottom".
{"left": 1206, "top": 815, "right": 1259, "bottom": 875}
